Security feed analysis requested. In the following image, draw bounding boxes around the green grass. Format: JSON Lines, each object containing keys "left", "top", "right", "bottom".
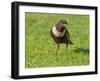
{"left": 25, "top": 12, "right": 89, "bottom": 68}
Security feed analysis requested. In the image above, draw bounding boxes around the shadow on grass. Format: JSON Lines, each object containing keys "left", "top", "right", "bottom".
{"left": 74, "top": 48, "right": 89, "bottom": 54}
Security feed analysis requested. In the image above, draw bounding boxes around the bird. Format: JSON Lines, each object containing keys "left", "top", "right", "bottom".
{"left": 50, "top": 19, "right": 73, "bottom": 54}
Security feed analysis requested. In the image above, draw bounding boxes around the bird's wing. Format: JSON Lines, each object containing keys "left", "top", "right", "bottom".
{"left": 65, "top": 28, "right": 73, "bottom": 44}
{"left": 65, "top": 28, "right": 70, "bottom": 40}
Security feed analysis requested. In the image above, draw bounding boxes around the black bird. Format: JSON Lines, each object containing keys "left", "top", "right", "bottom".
{"left": 50, "top": 19, "right": 73, "bottom": 54}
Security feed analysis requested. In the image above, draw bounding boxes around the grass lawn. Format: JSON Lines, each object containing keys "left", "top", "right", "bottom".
{"left": 25, "top": 12, "right": 89, "bottom": 68}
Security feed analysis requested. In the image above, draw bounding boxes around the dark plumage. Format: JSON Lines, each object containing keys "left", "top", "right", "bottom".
{"left": 51, "top": 19, "right": 73, "bottom": 54}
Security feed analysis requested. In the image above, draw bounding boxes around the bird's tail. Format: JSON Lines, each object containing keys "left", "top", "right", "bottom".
{"left": 68, "top": 40, "right": 73, "bottom": 45}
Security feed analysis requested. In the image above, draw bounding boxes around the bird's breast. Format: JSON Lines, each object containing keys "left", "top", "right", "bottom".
{"left": 52, "top": 26, "right": 66, "bottom": 37}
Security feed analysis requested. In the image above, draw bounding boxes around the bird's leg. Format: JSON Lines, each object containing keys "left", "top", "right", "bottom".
{"left": 56, "top": 44, "right": 59, "bottom": 55}
{"left": 66, "top": 43, "right": 68, "bottom": 54}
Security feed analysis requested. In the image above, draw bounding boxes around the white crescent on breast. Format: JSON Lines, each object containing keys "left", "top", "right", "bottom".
{"left": 52, "top": 26, "right": 66, "bottom": 37}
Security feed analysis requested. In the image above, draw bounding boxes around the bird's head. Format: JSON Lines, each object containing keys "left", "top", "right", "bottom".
{"left": 55, "top": 19, "right": 68, "bottom": 32}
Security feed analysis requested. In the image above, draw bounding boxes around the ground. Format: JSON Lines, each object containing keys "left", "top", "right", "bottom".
{"left": 25, "top": 12, "right": 89, "bottom": 68}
